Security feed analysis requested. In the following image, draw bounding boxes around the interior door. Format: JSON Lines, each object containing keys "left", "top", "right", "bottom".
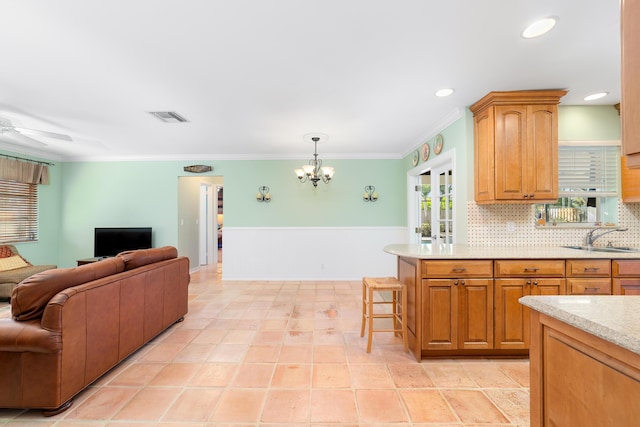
{"left": 421, "top": 164, "right": 454, "bottom": 245}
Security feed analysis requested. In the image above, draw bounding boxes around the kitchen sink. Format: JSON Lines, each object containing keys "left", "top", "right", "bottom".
{"left": 561, "top": 245, "right": 639, "bottom": 253}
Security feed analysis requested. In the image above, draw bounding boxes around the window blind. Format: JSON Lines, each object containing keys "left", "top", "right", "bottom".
{"left": 558, "top": 145, "right": 619, "bottom": 197}
{"left": 0, "top": 180, "right": 38, "bottom": 243}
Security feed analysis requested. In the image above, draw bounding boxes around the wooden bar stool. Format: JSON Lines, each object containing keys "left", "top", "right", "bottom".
{"left": 360, "top": 276, "right": 408, "bottom": 353}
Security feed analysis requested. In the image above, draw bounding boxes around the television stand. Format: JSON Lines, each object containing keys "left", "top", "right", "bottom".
{"left": 77, "top": 256, "right": 110, "bottom": 266}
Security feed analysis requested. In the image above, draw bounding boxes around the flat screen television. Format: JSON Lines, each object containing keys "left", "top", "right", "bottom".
{"left": 94, "top": 227, "right": 152, "bottom": 257}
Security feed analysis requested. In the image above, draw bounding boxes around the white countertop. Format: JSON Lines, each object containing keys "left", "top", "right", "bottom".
{"left": 383, "top": 244, "right": 640, "bottom": 259}
{"left": 519, "top": 295, "right": 640, "bottom": 355}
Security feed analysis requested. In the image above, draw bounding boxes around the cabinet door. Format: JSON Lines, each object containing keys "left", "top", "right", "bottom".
{"left": 531, "top": 278, "right": 565, "bottom": 296}
{"left": 525, "top": 104, "right": 558, "bottom": 200}
{"left": 474, "top": 107, "right": 495, "bottom": 202}
{"left": 422, "top": 279, "right": 457, "bottom": 350}
{"left": 613, "top": 278, "right": 640, "bottom": 295}
{"left": 494, "top": 278, "right": 528, "bottom": 349}
{"left": 458, "top": 279, "right": 493, "bottom": 349}
{"left": 494, "top": 105, "right": 527, "bottom": 200}
{"left": 622, "top": 0, "right": 640, "bottom": 163}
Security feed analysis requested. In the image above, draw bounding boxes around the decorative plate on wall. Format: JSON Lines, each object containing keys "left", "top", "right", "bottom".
{"left": 434, "top": 134, "right": 444, "bottom": 155}
{"left": 421, "top": 143, "right": 430, "bottom": 161}
{"left": 412, "top": 150, "right": 419, "bottom": 166}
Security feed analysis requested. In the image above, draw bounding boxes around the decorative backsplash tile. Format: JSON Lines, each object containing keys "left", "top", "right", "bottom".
{"left": 467, "top": 201, "right": 640, "bottom": 247}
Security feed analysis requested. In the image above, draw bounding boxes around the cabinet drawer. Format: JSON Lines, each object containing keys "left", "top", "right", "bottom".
{"left": 421, "top": 260, "right": 493, "bottom": 278}
{"left": 494, "top": 260, "right": 565, "bottom": 277}
{"left": 566, "top": 259, "right": 611, "bottom": 277}
{"left": 612, "top": 260, "right": 640, "bottom": 277}
{"left": 566, "top": 278, "right": 611, "bottom": 295}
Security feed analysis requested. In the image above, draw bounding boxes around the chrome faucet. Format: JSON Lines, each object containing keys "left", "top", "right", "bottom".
{"left": 584, "top": 227, "right": 628, "bottom": 247}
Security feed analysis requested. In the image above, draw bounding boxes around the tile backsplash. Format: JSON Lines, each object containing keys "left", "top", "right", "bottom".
{"left": 467, "top": 201, "right": 640, "bottom": 247}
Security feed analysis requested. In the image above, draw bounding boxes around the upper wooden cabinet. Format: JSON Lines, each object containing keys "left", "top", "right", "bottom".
{"left": 621, "top": 156, "right": 640, "bottom": 202}
{"left": 621, "top": 0, "right": 640, "bottom": 166}
{"left": 470, "top": 90, "right": 567, "bottom": 204}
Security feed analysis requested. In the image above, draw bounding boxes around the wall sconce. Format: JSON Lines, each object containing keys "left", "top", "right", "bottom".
{"left": 256, "top": 186, "right": 271, "bottom": 203}
{"left": 363, "top": 185, "right": 378, "bottom": 202}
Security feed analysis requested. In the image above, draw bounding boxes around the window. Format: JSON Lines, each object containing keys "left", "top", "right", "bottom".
{"left": 0, "top": 180, "right": 39, "bottom": 243}
{"left": 535, "top": 143, "right": 620, "bottom": 227}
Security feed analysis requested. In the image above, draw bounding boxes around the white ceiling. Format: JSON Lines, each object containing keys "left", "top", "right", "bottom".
{"left": 0, "top": 0, "right": 620, "bottom": 162}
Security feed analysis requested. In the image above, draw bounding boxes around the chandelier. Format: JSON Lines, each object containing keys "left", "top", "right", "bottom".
{"left": 294, "top": 134, "right": 334, "bottom": 187}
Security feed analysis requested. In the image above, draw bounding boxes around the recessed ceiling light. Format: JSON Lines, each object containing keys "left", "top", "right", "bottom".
{"left": 584, "top": 92, "right": 609, "bottom": 101}
{"left": 435, "top": 88, "right": 455, "bottom": 97}
{"left": 522, "top": 17, "right": 557, "bottom": 39}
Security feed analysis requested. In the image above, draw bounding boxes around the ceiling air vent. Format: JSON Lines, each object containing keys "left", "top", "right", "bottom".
{"left": 149, "top": 111, "right": 189, "bottom": 123}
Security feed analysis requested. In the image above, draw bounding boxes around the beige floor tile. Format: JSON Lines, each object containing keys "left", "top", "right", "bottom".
{"left": 64, "top": 387, "right": 140, "bottom": 420}
{"left": 461, "top": 362, "right": 523, "bottom": 388}
{"left": 312, "top": 363, "right": 351, "bottom": 388}
{"left": 398, "top": 389, "right": 458, "bottom": 423}
{"left": 188, "top": 363, "right": 237, "bottom": 387}
{"left": 278, "top": 345, "right": 314, "bottom": 363}
{"left": 147, "top": 363, "right": 201, "bottom": 386}
{"left": 314, "top": 345, "right": 347, "bottom": 363}
{"left": 230, "top": 363, "right": 275, "bottom": 387}
{"left": 243, "top": 344, "right": 281, "bottom": 362}
{"left": 441, "top": 389, "right": 510, "bottom": 424}
{"left": 310, "top": 389, "right": 358, "bottom": 423}
{"left": 423, "top": 362, "right": 479, "bottom": 388}
{"left": 210, "top": 389, "right": 266, "bottom": 423}
{"left": 108, "top": 363, "right": 165, "bottom": 386}
{"left": 271, "top": 363, "right": 312, "bottom": 388}
{"left": 388, "top": 363, "right": 435, "bottom": 388}
{"left": 261, "top": 389, "right": 311, "bottom": 423}
{"left": 356, "top": 389, "right": 408, "bottom": 423}
{"left": 350, "top": 363, "right": 396, "bottom": 389}
{"left": 485, "top": 388, "right": 531, "bottom": 425}
{"left": 112, "top": 387, "right": 180, "bottom": 420}
{"left": 162, "top": 388, "right": 222, "bottom": 422}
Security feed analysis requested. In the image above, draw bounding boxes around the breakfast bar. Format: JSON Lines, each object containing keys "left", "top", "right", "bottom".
{"left": 384, "top": 244, "right": 640, "bottom": 361}
{"left": 519, "top": 296, "right": 640, "bottom": 426}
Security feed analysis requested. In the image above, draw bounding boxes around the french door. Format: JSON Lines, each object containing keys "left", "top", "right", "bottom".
{"left": 410, "top": 149, "right": 455, "bottom": 245}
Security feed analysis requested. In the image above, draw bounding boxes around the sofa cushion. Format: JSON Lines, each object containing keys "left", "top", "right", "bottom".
{"left": 0, "top": 246, "right": 13, "bottom": 258}
{"left": 0, "top": 255, "right": 30, "bottom": 272}
{"left": 117, "top": 246, "right": 178, "bottom": 271}
{"left": 11, "top": 257, "right": 126, "bottom": 321}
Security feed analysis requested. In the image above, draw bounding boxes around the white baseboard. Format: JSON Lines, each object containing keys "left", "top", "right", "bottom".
{"left": 221, "top": 226, "right": 409, "bottom": 280}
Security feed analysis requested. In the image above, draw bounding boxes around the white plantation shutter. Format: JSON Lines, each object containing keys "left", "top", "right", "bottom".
{"left": 558, "top": 145, "right": 619, "bottom": 197}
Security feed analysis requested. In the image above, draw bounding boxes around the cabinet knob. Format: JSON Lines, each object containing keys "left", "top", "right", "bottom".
{"left": 453, "top": 280, "right": 459, "bottom": 286}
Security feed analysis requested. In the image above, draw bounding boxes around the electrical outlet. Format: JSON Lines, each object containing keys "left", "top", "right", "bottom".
{"left": 506, "top": 221, "right": 516, "bottom": 232}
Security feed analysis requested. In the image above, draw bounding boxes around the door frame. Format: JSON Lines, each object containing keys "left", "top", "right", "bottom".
{"left": 407, "top": 148, "right": 456, "bottom": 244}
{"left": 199, "top": 182, "right": 216, "bottom": 266}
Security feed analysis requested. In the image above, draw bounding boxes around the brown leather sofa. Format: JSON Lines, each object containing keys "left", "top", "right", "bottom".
{"left": 0, "top": 246, "right": 190, "bottom": 415}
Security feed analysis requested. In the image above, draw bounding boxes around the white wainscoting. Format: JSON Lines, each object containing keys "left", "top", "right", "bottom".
{"left": 221, "top": 226, "right": 409, "bottom": 281}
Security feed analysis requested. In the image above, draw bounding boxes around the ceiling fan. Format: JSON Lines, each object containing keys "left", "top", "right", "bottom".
{"left": 0, "top": 118, "right": 72, "bottom": 147}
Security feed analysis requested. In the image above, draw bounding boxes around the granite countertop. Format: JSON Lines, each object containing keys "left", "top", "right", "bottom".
{"left": 519, "top": 295, "right": 640, "bottom": 355}
{"left": 383, "top": 244, "right": 640, "bottom": 259}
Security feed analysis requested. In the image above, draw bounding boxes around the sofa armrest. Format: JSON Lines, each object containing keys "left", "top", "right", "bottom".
{"left": 0, "top": 318, "right": 61, "bottom": 353}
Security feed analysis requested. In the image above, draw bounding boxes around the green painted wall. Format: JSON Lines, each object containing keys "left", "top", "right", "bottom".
{"left": 53, "top": 157, "right": 404, "bottom": 267}
{"left": 558, "top": 105, "right": 621, "bottom": 141}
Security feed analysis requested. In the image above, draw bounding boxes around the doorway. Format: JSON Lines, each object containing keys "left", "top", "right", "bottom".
{"left": 177, "top": 176, "right": 223, "bottom": 273}
{"left": 408, "top": 149, "right": 456, "bottom": 244}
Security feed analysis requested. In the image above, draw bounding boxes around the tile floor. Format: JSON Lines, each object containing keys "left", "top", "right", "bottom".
{"left": 0, "top": 264, "right": 530, "bottom": 426}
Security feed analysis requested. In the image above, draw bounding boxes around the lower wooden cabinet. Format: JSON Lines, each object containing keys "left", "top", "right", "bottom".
{"left": 494, "top": 278, "right": 564, "bottom": 349}
{"left": 422, "top": 278, "right": 493, "bottom": 351}
{"left": 529, "top": 311, "right": 640, "bottom": 426}
{"left": 613, "top": 259, "right": 640, "bottom": 295}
